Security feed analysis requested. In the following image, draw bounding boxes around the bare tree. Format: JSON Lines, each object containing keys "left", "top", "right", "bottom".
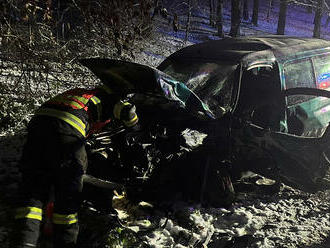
{"left": 306, "top": 2, "right": 313, "bottom": 13}
{"left": 209, "top": 0, "right": 217, "bottom": 27}
{"left": 173, "top": 13, "right": 179, "bottom": 31}
{"left": 325, "top": 0, "right": 330, "bottom": 27}
{"left": 229, "top": 0, "right": 242, "bottom": 37}
{"left": 252, "top": 0, "right": 259, "bottom": 26}
{"left": 277, "top": 0, "right": 288, "bottom": 35}
{"left": 217, "top": 0, "right": 224, "bottom": 37}
{"left": 185, "top": 0, "right": 192, "bottom": 42}
{"left": 313, "top": 0, "right": 323, "bottom": 38}
{"left": 266, "top": 0, "right": 273, "bottom": 21}
{"left": 243, "top": 0, "right": 249, "bottom": 20}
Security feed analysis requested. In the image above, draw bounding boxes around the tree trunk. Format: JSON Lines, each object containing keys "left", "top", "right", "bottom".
{"left": 243, "top": 0, "right": 249, "bottom": 20}
{"left": 229, "top": 0, "right": 241, "bottom": 37}
{"left": 266, "top": 0, "right": 273, "bottom": 21}
{"left": 185, "top": 0, "right": 192, "bottom": 42}
{"left": 313, "top": 0, "right": 323, "bottom": 38}
{"left": 209, "top": 0, "right": 215, "bottom": 26}
{"left": 217, "top": 0, "right": 224, "bottom": 37}
{"left": 252, "top": 0, "right": 259, "bottom": 26}
{"left": 277, "top": 0, "right": 288, "bottom": 35}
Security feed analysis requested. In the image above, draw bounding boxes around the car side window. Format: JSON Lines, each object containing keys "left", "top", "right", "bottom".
{"left": 283, "top": 58, "right": 316, "bottom": 106}
{"left": 237, "top": 65, "right": 285, "bottom": 131}
{"left": 284, "top": 55, "right": 330, "bottom": 137}
{"left": 314, "top": 54, "right": 330, "bottom": 90}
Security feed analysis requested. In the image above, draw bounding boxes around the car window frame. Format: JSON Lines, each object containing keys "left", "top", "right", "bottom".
{"left": 281, "top": 51, "right": 330, "bottom": 91}
{"left": 232, "top": 62, "right": 286, "bottom": 131}
{"left": 280, "top": 52, "right": 330, "bottom": 137}
{"left": 282, "top": 56, "right": 318, "bottom": 107}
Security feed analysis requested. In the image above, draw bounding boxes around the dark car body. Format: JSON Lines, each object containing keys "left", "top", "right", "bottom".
{"left": 81, "top": 36, "right": 330, "bottom": 193}
{"left": 157, "top": 36, "right": 330, "bottom": 192}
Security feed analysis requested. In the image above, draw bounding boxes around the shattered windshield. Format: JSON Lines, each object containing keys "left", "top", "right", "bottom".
{"left": 161, "top": 61, "right": 238, "bottom": 117}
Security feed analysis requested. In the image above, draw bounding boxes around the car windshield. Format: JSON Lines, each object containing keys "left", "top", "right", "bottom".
{"left": 160, "top": 61, "right": 238, "bottom": 117}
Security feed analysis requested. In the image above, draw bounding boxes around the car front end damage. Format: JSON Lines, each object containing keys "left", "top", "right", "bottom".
{"left": 158, "top": 38, "right": 330, "bottom": 193}
{"left": 81, "top": 50, "right": 330, "bottom": 201}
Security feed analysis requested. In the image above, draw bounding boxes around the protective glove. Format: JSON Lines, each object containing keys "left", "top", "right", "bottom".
{"left": 114, "top": 101, "right": 139, "bottom": 128}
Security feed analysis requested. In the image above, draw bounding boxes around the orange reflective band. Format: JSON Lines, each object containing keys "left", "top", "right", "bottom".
{"left": 69, "top": 95, "right": 89, "bottom": 105}
{"left": 49, "top": 91, "right": 97, "bottom": 111}
{"left": 49, "top": 96, "right": 84, "bottom": 110}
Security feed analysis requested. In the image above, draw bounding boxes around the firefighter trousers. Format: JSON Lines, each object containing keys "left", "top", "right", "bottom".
{"left": 10, "top": 117, "right": 87, "bottom": 248}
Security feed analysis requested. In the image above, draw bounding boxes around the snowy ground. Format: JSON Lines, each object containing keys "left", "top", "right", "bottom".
{"left": 1, "top": 1, "right": 330, "bottom": 247}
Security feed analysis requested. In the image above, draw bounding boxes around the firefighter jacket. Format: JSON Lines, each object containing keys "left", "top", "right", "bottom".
{"left": 34, "top": 87, "right": 138, "bottom": 137}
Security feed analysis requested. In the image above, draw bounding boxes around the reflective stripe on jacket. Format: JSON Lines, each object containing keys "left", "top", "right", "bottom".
{"left": 35, "top": 88, "right": 103, "bottom": 137}
{"left": 36, "top": 107, "right": 87, "bottom": 136}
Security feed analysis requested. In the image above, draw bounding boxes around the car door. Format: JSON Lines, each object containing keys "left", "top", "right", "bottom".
{"left": 233, "top": 63, "right": 286, "bottom": 131}
{"left": 231, "top": 63, "right": 330, "bottom": 192}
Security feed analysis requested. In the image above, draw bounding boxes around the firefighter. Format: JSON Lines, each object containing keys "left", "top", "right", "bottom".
{"left": 10, "top": 84, "right": 139, "bottom": 248}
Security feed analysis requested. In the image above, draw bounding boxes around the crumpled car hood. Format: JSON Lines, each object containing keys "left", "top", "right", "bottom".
{"left": 79, "top": 58, "right": 213, "bottom": 119}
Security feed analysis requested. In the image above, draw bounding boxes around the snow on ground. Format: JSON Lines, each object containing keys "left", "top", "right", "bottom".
{"left": 133, "top": 186, "right": 330, "bottom": 248}
{"left": 1, "top": 1, "right": 330, "bottom": 247}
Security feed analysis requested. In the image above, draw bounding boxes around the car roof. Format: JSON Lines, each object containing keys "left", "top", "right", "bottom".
{"left": 158, "top": 36, "right": 330, "bottom": 69}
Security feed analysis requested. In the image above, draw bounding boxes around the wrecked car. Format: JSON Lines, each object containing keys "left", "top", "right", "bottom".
{"left": 157, "top": 36, "right": 330, "bottom": 192}
{"left": 80, "top": 36, "right": 330, "bottom": 210}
